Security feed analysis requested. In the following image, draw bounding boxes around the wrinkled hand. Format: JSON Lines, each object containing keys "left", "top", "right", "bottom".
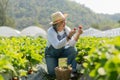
{"left": 77, "top": 25, "right": 83, "bottom": 34}
{"left": 68, "top": 28, "right": 76, "bottom": 38}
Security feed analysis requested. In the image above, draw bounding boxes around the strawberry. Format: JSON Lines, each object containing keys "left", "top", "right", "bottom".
{"left": 74, "top": 28, "right": 76, "bottom": 30}
{"left": 28, "top": 69, "right": 33, "bottom": 74}
{"left": 78, "top": 25, "right": 82, "bottom": 29}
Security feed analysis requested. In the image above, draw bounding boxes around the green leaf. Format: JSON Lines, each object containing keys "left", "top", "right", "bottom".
{"left": 0, "top": 75, "right": 4, "bottom": 80}
{"left": 19, "top": 69, "right": 27, "bottom": 77}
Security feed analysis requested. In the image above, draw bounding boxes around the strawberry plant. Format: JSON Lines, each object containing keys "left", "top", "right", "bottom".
{"left": 76, "top": 36, "right": 120, "bottom": 80}
{"left": 0, "top": 36, "right": 46, "bottom": 80}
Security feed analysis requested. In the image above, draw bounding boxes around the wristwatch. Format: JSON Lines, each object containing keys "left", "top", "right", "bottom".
{"left": 67, "top": 36, "right": 71, "bottom": 40}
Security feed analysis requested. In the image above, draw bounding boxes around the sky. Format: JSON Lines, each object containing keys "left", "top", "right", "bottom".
{"left": 72, "top": 0, "right": 120, "bottom": 14}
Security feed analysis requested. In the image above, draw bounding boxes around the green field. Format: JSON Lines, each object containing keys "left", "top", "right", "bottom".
{"left": 0, "top": 36, "right": 120, "bottom": 80}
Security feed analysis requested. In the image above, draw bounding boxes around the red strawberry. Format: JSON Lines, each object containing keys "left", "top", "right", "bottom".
{"left": 78, "top": 25, "right": 82, "bottom": 29}
{"left": 74, "top": 28, "right": 76, "bottom": 30}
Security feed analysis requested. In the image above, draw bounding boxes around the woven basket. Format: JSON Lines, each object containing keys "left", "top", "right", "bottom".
{"left": 55, "top": 66, "right": 72, "bottom": 80}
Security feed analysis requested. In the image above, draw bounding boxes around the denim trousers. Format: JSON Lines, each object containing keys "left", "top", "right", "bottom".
{"left": 45, "top": 45, "right": 78, "bottom": 76}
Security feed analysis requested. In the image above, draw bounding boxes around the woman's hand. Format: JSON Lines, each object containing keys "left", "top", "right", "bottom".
{"left": 67, "top": 28, "right": 76, "bottom": 40}
{"left": 72, "top": 25, "right": 83, "bottom": 41}
{"left": 67, "top": 25, "right": 83, "bottom": 41}
{"left": 77, "top": 25, "right": 83, "bottom": 35}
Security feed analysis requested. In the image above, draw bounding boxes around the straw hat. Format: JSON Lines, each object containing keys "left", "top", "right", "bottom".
{"left": 50, "top": 11, "right": 68, "bottom": 24}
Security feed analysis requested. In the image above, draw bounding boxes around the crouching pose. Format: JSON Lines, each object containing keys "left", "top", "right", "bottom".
{"left": 45, "top": 11, "right": 83, "bottom": 79}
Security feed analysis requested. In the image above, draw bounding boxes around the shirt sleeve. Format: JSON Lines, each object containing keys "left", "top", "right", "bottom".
{"left": 67, "top": 37, "right": 76, "bottom": 46}
{"left": 47, "top": 27, "right": 67, "bottom": 49}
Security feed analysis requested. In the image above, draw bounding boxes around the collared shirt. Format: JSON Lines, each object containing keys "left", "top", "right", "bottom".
{"left": 46, "top": 26, "right": 76, "bottom": 49}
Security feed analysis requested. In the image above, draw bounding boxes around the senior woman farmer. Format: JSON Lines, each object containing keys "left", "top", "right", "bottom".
{"left": 45, "top": 11, "right": 83, "bottom": 79}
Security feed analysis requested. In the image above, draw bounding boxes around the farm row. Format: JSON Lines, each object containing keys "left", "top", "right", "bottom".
{"left": 0, "top": 36, "right": 120, "bottom": 80}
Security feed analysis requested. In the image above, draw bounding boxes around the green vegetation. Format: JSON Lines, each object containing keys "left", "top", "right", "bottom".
{"left": 0, "top": 36, "right": 120, "bottom": 80}
{"left": 0, "top": 37, "right": 46, "bottom": 79}
{"left": 76, "top": 36, "right": 120, "bottom": 80}
{"left": 0, "top": 0, "right": 16, "bottom": 28}
{"left": 4, "top": 0, "right": 120, "bottom": 30}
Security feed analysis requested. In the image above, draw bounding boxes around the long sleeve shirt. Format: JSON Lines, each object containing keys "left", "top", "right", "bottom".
{"left": 46, "top": 26, "right": 76, "bottom": 49}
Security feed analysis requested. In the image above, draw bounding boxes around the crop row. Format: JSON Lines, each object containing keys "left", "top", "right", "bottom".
{"left": 76, "top": 36, "right": 120, "bottom": 80}
{"left": 0, "top": 36, "right": 120, "bottom": 80}
{"left": 0, "top": 37, "right": 46, "bottom": 80}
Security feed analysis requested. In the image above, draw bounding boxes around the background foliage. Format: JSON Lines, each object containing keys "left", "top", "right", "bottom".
{"left": 0, "top": 0, "right": 119, "bottom": 30}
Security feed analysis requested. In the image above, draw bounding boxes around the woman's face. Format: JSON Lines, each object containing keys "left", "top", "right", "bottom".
{"left": 57, "top": 20, "right": 66, "bottom": 31}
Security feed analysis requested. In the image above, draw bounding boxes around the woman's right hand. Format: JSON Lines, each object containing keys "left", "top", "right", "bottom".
{"left": 72, "top": 25, "right": 83, "bottom": 41}
{"left": 67, "top": 29, "right": 76, "bottom": 39}
{"left": 77, "top": 25, "right": 83, "bottom": 35}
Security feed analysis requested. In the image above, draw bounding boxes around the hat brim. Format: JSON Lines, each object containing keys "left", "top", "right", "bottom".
{"left": 50, "top": 13, "right": 68, "bottom": 24}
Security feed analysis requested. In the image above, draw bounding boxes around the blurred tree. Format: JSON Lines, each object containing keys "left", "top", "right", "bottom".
{"left": 0, "top": 0, "right": 9, "bottom": 25}
{"left": 0, "top": 0, "right": 15, "bottom": 28}
{"left": 118, "top": 20, "right": 120, "bottom": 24}
{"left": 91, "top": 23, "right": 100, "bottom": 29}
{"left": 5, "top": 0, "right": 119, "bottom": 30}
